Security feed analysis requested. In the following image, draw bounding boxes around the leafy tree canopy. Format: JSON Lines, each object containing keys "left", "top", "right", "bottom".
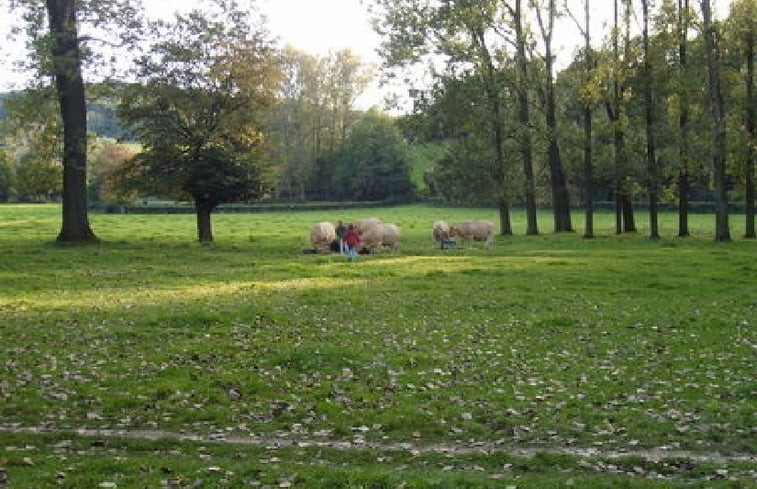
{"left": 9, "top": 0, "right": 144, "bottom": 81}
{"left": 116, "top": 0, "right": 281, "bottom": 242}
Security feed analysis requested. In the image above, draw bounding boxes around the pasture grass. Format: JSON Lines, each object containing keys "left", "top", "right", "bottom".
{"left": 0, "top": 203, "right": 755, "bottom": 488}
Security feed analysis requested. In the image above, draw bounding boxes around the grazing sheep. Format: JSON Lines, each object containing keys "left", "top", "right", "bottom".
{"left": 309, "top": 221, "right": 336, "bottom": 252}
{"left": 379, "top": 223, "right": 401, "bottom": 253}
{"left": 360, "top": 223, "right": 401, "bottom": 253}
{"left": 432, "top": 220, "right": 451, "bottom": 246}
{"left": 449, "top": 220, "right": 494, "bottom": 248}
{"left": 354, "top": 217, "right": 381, "bottom": 234}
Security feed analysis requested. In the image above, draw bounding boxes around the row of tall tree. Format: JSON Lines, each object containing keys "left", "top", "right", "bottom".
{"left": 370, "top": 0, "right": 755, "bottom": 241}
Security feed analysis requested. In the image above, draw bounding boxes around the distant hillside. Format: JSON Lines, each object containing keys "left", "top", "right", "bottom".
{"left": 88, "top": 102, "right": 128, "bottom": 140}
{"left": 0, "top": 90, "right": 128, "bottom": 140}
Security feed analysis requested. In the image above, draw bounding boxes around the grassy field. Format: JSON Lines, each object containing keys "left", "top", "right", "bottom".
{"left": 0, "top": 203, "right": 755, "bottom": 488}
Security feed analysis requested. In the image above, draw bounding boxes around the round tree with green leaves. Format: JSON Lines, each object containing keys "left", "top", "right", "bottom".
{"left": 118, "top": 0, "right": 281, "bottom": 243}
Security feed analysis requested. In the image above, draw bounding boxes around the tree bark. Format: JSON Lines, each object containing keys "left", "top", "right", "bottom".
{"left": 621, "top": 194, "right": 636, "bottom": 232}
{"left": 513, "top": 0, "right": 538, "bottom": 236}
{"left": 47, "top": 0, "right": 97, "bottom": 243}
{"left": 498, "top": 198, "right": 513, "bottom": 236}
{"left": 701, "top": 0, "right": 731, "bottom": 241}
{"left": 678, "top": 0, "right": 691, "bottom": 238}
{"left": 195, "top": 198, "right": 215, "bottom": 244}
{"left": 678, "top": 167, "right": 690, "bottom": 236}
{"left": 642, "top": 0, "right": 660, "bottom": 239}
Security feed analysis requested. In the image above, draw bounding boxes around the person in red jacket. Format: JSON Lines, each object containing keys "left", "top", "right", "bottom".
{"left": 342, "top": 224, "right": 361, "bottom": 261}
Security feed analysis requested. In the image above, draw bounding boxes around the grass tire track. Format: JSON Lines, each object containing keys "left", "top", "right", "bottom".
{"left": 1, "top": 424, "right": 754, "bottom": 465}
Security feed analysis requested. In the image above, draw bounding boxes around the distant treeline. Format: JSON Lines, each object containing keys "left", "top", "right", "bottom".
{"left": 97, "top": 200, "right": 748, "bottom": 215}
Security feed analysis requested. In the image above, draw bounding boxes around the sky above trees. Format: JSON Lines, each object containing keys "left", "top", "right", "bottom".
{"left": 0, "top": 0, "right": 735, "bottom": 108}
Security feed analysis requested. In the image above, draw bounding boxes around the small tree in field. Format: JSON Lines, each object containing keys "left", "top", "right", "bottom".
{"left": 118, "top": 0, "right": 280, "bottom": 243}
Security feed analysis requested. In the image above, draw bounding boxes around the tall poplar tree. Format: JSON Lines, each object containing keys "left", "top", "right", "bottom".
{"left": 532, "top": 0, "right": 573, "bottom": 232}
{"left": 642, "top": 0, "right": 660, "bottom": 239}
{"left": 677, "top": 0, "right": 692, "bottom": 237}
{"left": 370, "top": 0, "right": 515, "bottom": 234}
{"left": 729, "top": 0, "right": 756, "bottom": 238}
{"left": 604, "top": 0, "right": 637, "bottom": 234}
{"left": 566, "top": 0, "right": 596, "bottom": 238}
{"left": 582, "top": 0, "right": 594, "bottom": 238}
{"left": 701, "top": 0, "right": 731, "bottom": 241}
{"left": 509, "top": 0, "right": 539, "bottom": 235}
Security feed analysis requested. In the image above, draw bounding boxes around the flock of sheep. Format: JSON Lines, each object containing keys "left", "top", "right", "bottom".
{"left": 309, "top": 217, "right": 495, "bottom": 254}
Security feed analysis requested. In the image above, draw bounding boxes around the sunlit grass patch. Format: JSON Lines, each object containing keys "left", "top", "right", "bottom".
{"left": 2, "top": 277, "right": 369, "bottom": 313}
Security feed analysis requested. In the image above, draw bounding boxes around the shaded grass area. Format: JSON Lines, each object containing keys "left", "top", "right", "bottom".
{"left": 0, "top": 204, "right": 755, "bottom": 487}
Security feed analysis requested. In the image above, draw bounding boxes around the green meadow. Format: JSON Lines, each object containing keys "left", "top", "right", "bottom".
{"left": 0, "top": 204, "right": 755, "bottom": 488}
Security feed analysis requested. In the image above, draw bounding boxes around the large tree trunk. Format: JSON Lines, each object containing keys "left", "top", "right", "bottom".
{"left": 613, "top": 192, "right": 637, "bottom": 233}
{"left": 498, "top": 198, "right": 512, "bottom": 236}
{"left": 47, "top": 0, "right": 97, "bottom": 243}
{"left": 195, "top": 198, "right": 215, "bottom": 244}
{"left": 678, "top": 167, "right": 690, "bottom": 236}
{"left": 547, "top": 92, "right": 570, "bottom": 231}
{"left": 642, "top": 0, "right": 660, "bottom": 239}
{"left": 678, "top": 0, "right": 691, "bottom": 238}
{"left": 745, "top": 22, "right": 755, "bottom": 239}
{"left": 547, "top": 107, "right": 572, "bottom": 232}
{"left": 514, "top": 0, "right": 538, "bottom": 236}
{"left": 621, "top": 194, "right": 636, "bottom": 232}
{"left": 702, "top": 0, "right": 731, "bottom": 241}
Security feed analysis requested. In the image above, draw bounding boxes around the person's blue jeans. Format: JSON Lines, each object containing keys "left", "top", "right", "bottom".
{"left": 346, "top": 245, "right": 357, "bottom": 261}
